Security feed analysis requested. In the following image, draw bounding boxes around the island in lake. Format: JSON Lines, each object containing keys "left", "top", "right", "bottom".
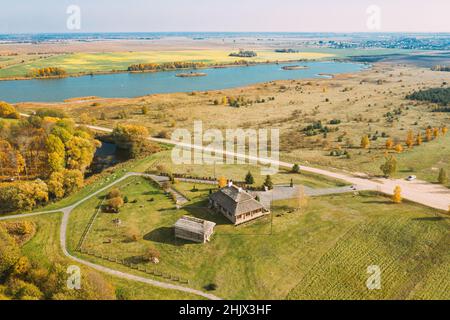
{"left": 175, "top": 72, "right": 207, "bottom": 78}
{"left": 282, "top": 65, "right": 309, "bottom": 70}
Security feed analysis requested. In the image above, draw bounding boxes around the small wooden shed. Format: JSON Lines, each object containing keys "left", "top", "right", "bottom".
{"left": 174, "top": 216, "right": 216, "bottom": 243}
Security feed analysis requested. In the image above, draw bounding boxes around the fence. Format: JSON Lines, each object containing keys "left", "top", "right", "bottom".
{"left": 79, "top": 248, "right": 189, "bottom": 284}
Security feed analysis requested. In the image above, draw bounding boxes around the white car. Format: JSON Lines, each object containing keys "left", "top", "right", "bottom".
{"left": 406, "top": 175, "right": 417, "bottom": 181}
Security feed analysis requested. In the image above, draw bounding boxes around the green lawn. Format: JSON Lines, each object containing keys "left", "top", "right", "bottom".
{"left": 68, "top": 174, "right": 450, "bottom": 300}
{"left": 137, "top": 150, "right": 348, "bottom": 188}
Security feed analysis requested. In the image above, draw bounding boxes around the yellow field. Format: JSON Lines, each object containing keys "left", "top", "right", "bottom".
{"left": 0, "top": 50, "right": 333, "bottom": 78}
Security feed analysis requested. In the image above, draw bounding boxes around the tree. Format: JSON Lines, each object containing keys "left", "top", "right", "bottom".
{"left": 425, "top": 128, "right": 433, "bottom": 141}
{"left": 406, "top": 130, "right": 414, "bottom": 148}
{"left": 108, "top": 187, "right": 122, "bottom": 199}
{"left": 0, "top": 225, "right": 20, "bottom": 275}
{"left": 360, "top": 135, "right": 370, "bottom": 149}
{"left": 0, "top": 180, "right": 49, "bottom": 212}
{"left": 107, "top": 197, "right": 124, "bottom": 213}
{"left": 416, "top": 132, "right": 423, "bottom": 146}
{"left": 433, "top": 128, "right": 440, "bottom": 139}
{"left": 392, "top": 186, "right": 402, "bottom": 203}
{"left": 222, "top": 96, "right": 228, "bottom": 105}
{"left": 47, "top": 171, "right": 65, "bottom": 199}
{"left": 0, "top": 102, "right": 19, "bottom": 119}
{"left": 143, "top": 246, "right": 161, "bottom": 262}
{"left": 263, "top": 175, "right": 273, "bottom": 190}
{"left": 292, "top": 164, "right": 300, "bottom": 173}
{"left": 245, "top": 171, "right": 254, "bottom": 185}
{"left": 141, "top": 105, "right": 148, "bottom": 115}
{"left": 395, "top": 144, "right": 403, "bottom": 153}
{"left": 442, "top": 126, "right": 448, "bottom": 135}
{"left": 385, "top": 138, "right": 394, "bottom": 150}
{"left": 112, "top": 124, "right": 156, "bottom": 158}
{"left": 46, "top": 134, "right": 65, "bottom": 172}
{"left": 66, "top": 135, "right": 97, "bottom": 172}
{"left": 438, "top": 168, "right": 448, "bottom": 185}
{"left": 380, "top": 156, "right": 397, "bottom": 178}
{"left": 218, "top": 176, "right": 227, "bottom": 188}
{"left": 62, "top": 169, "right": 84, "bottom": 195}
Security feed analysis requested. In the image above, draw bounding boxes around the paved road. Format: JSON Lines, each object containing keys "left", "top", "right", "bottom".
{"left": 1, "top": 171, "right": 221, "bottom": 300}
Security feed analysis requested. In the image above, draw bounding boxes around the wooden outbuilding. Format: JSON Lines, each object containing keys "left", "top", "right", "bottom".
{"left": 174, "top": 216, "right": 216, "bottom": 243}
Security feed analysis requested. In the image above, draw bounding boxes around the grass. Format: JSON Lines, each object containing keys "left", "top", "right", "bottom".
{"left": 0, "top": 50, "right": 333, "bottom": 78}
{"left": 7, "top": 213, "right": 202, "bottom": 300}
{"left": 136, "top": 150, "right": 348, "bottom": 189}
{"left": 68, "top": 174, "right": 450, "bottom": 300}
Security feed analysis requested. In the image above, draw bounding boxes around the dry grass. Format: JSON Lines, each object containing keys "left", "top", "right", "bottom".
{"left": 16, "top": 64, "right": 450, "bottom": 182}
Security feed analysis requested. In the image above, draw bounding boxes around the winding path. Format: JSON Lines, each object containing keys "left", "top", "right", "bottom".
{"left": 1, "top": 172, "right": 221, "bottom": 300}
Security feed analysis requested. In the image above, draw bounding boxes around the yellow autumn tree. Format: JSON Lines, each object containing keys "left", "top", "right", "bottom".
{"left": 433, "top": 128, "right": 440, "bottom": 139}
{"left": 416, "top": 132, "right": 423, "bottom": 146}
{"left": 425, "top": 128, "right": 432, "bottom": 141}
{"left": 361, "top": 135, "right": 370, "bottom": 149}
{"left": 222, "top": 96, "right": 228, "bottom": 105}
{"left": 395, "top": 144, "right": 403, "bottom": 153}
{"left": 218, "top": 176, "right": 227, "bottom": 188}
{"left": 392, "top": 186, "right": 402, "bottom": 203}
{"left": 385, "top": 138, "right": 394, "bottom": 150}
{"left": 442, "top": 126, "right": 448, "bottom": 135}
{"left": 406, "top": 130, "right": 414, "bottom": 148}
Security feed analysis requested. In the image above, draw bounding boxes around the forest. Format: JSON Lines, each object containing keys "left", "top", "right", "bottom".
{"left": 0, "top": 104, "right": 100, "bottom": 212}
{"left": 406, "top": 87, "right": 450, "bottom": 110}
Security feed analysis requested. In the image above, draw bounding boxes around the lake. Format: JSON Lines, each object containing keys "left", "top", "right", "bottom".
{"left": 0, "top": 61, "right": 369, "bottom": 103}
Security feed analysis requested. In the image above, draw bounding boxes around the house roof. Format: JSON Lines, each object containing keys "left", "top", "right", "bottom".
{"left": 174, "top": 216, "right": 216, "bottom": 235}
{"left": 210, "top": 185, "right": 265, "bottom": 216}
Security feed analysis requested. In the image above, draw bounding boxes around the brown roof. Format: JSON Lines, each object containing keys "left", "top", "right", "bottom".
{"left": 210, "top": 185, "right": 265, "bottom": 216}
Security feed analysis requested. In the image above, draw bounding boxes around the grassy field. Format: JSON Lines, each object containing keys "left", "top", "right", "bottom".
{"left": 67, "top": 174, "right": 450, "bottom": 300}
{"left": 0, "top": 50, "right": 332, "bottom": 78}
{"left": 7, "top": 213, "right": 202, "bottom": 300}
{"left": 135, "top": 150, "right": 348, "bottom": 188}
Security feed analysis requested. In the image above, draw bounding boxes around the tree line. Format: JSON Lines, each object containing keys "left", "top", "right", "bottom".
{"left": 127, "top": 61, "right": 207, "bottom": 72}
{"left": 406, "top": 87, "right": 450, "bottom": 108}
{"left": 27, "top": 67, "right": 67, "bottom": 78}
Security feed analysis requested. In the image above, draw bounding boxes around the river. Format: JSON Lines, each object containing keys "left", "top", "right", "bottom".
{"left": 0, "top": 61, "right": 369, "bottom": 103}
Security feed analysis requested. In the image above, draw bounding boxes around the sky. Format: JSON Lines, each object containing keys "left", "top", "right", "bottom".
{"left": 0, "top": 0, "right": 449, "bottom": 34}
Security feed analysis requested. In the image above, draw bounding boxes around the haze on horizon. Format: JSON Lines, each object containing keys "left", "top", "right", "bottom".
{"left": 0, "top": 0, "right": 449, "bottom": 34}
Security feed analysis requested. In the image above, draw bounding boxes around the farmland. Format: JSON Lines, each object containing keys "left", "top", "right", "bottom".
{"left": 0, "top": 50, "right": 333, "bottom": 79}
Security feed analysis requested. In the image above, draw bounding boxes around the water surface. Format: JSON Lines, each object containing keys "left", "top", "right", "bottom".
{"left": 0, "top": 61, "right": 369, "bottom": 103}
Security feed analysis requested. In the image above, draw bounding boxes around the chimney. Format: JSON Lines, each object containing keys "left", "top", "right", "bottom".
{"left": 228, "top": 180, "right": 233, "bottom": 187}
{"left": 238, "top": 187, "right": 243, "bottom": 193}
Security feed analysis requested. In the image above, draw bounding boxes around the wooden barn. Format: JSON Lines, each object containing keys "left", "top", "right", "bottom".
{"left": 174, "top": 216, "right": 216, "bottom": 243}
{"left": 209, "top": 182, "right": 269, "bottom": 225}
